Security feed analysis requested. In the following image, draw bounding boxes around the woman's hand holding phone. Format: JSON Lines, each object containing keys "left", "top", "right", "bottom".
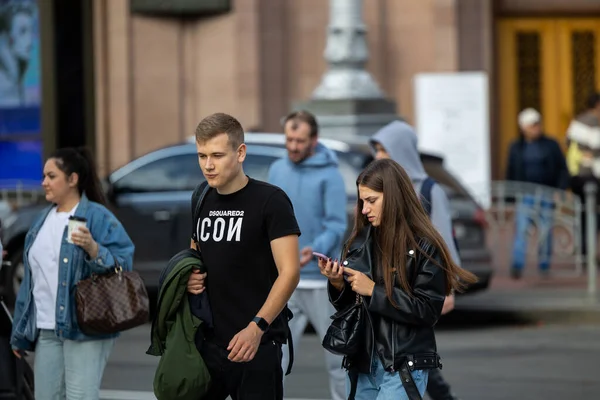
{"left": 315, "top": 253, "right": 345, "bottom": 291}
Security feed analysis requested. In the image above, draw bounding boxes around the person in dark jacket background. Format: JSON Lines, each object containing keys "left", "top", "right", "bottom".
{"left": 506, "top": 108, "right": 569, "bottom": 278}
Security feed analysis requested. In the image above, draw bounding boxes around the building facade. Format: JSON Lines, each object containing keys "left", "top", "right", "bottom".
{"left": 6, "top": 0, "right": 597, "bottom": 181}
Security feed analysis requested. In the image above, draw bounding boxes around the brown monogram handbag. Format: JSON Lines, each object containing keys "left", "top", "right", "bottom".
{"left": 75, "top": 264, "right": 150, "bottom": 335}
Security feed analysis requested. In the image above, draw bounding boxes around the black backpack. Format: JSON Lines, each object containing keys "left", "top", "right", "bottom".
{"left": 419, "top": 177, "right": 461, "bottom": 255}
{"left": 0, "top": 298, "right": 34, "bottom": 400}
{"left": 189, "top": 182, "right": 295, "bottom": 375}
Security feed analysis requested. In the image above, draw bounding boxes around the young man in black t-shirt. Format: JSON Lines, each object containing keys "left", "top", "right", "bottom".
{"left": 188, "top": 112, "right": 301, "bottom": 400}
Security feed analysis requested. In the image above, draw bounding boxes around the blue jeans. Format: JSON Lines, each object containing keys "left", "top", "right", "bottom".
{"left": 33, "top": 329, "right": 115, "bottom": 400}
{"left": 348, "top": 356, "right": 429, "bottom": 400}
{"left": 512, "top": 194, "right": 554, "bottom": 271}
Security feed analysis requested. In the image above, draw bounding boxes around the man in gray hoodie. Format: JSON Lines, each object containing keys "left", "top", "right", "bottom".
{"left": 370, "top": 120, "right": 461, "bottom": 400}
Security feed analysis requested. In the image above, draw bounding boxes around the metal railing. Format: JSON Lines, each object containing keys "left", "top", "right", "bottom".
{"left": 584, "top": 182, "right": 597, "bottom": 296}
{"left": 0, "top": 180, "right": 43, "bottom": 209}
{"left": 474, "top": 180, "right": 597, "bottom": 295}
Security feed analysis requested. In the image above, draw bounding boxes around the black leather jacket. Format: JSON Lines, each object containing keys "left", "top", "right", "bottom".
{"left": 328, "top": 227, "right": 446, "bottom": 374}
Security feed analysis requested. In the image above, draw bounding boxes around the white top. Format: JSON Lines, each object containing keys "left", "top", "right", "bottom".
{"left": 297, "top": 279, "right": 328, "bottom": 289}
{"left": 29, "top": 204, "right": 78, "bottom": 329}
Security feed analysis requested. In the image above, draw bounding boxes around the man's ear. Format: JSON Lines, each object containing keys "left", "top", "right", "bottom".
{"left": 237, "top": 143, "right": 247, "bottom": 162}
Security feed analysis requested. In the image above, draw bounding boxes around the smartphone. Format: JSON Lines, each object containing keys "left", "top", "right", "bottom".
{"left": 312, "top": 251, "right": 329, "bottom": 260}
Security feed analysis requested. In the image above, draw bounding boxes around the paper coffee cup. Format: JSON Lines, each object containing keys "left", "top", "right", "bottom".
{"left": 67, "top": 216, "right": 88, "bottom": 244}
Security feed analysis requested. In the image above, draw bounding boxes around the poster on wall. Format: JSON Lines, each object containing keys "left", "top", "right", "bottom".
{"left": 0, "top": 140, "right": 41, "bottom": 181}
{"left": 0, "top": 0, "right": 42, "bottom": 187}
{"left": 414, "top": 72, "right": 491, "bottom": 208}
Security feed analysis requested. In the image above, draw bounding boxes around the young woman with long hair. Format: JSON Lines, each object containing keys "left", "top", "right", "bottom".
{"left": 318, "top": 159, "right": 477, "bottom": 399}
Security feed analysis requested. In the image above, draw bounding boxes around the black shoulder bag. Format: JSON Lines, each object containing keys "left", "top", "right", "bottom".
{"left": 322, "top": 292, "right": 365, "bottom": 357}
{"left": 322, "top": 229, "right": 372, "bottom": 358}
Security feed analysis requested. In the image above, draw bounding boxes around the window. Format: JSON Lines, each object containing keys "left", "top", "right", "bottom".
{"left": 337, "top": 160, "right": 360, "bottom": 198}
{"left": 244, "top": 154, "right": 279, "bottom": 181}
{"left": 113, "top": 154, "right": 200, "bottom": 193}
{"left": 335, "top": 152, "right": 373, "bottom": 198}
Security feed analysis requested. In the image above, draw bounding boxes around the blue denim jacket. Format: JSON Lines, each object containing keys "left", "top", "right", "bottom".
{"left": 10, "top": 194, "right": 135, "bottom": 350}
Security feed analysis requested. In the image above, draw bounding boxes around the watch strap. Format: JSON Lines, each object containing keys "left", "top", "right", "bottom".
{"left": 252, "top": 316, "right": 269, "bottom": 332}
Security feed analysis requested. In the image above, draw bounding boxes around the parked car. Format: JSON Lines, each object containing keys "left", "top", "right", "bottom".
{"left": 0, "top": 133, "right": 492, "bottom": 307}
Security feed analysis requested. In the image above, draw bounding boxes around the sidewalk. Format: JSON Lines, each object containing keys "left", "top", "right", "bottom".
{"left": 454, "top": 228, "right": 600, "bottom": 324}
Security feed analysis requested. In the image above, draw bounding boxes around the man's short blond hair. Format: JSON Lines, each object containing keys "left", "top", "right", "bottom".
{"left": 195, "top": 113, "right": 244, "bottom": 149}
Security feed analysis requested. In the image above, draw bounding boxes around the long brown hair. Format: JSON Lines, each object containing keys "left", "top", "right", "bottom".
{"left": 344, "top": 159, "right": 478, "bottom": 305}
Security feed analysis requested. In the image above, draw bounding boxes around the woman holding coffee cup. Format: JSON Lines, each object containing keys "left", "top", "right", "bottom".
{"left": 10, "top": 147, "right": 135, "bottom": 400}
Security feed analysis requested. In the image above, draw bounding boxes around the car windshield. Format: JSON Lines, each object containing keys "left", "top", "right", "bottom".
{"left": 241, "top": 141, "right": 372, "bottom": 198}
{"left": 334, "top": 150, "right": 471, "bottom": 201}
{"left": 334, "top": 151, "right": 373, "bottom": 198}
{"left": 422, "top": 158, "right": 471, "bottom": 199}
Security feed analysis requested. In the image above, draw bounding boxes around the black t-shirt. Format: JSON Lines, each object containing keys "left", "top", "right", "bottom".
{"left": 192, "top": 178, "right": 300, "bottom": 347}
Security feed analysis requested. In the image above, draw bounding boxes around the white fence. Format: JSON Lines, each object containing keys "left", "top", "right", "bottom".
{"left": 0, "top": 180, "right": 43, "bottom": 221}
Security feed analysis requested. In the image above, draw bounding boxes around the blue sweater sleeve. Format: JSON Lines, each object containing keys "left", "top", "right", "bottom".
{"left": 267, "top": 161, "right": 279, "bottom": 186}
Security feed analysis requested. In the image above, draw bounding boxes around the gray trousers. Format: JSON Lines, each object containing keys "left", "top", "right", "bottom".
{"left": 281, "top": 287, "right": 346, "bottom": 400}
{"left": 426, "top": 368, "right": 456, "bottom": 400}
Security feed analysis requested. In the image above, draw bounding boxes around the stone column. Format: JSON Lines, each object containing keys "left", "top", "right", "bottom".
{"left": 312, "top": 0, "right": 384, "bottom": 100}
{"left": 294, "top": 0, "right": 398, "bottom": 143}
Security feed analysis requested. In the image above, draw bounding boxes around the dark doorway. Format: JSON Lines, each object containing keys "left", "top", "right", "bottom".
{"left": 51, "top": 0, "right": 94, "bottom": 149}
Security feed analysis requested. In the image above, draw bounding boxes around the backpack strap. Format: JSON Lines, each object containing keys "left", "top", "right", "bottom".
{"left": 191, "top": 181, "right": 211, "bottom": 248}
{"left": 419, "top": 177, "right": 436, "bottom": 217}
{"left": 284, "top": 306, "right": 294, "bottom": 376}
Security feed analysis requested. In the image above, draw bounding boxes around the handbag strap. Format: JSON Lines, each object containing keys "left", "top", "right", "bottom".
{"left": 399, "top": 358, "right": 423, "bottom": 400}
{"left": 347, "top": 370, "right": 359, "bottom": 400}
{"left": 346, "top": 358, "right": 424, "bottom": 400}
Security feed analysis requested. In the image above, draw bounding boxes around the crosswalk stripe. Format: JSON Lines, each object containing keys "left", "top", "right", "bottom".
{"left": 100, "top": 389, "right": 325, "bottom": 400}
{"left": 100, "top": 390, "right": 155, "bottom": 400}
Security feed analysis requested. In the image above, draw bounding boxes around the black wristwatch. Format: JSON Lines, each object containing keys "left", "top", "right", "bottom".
{"left": 252, "top": 316, "right": 269, "bottom": 332}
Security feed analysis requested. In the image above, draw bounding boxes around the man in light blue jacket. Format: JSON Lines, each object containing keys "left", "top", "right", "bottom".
{"left": 268, "top": 111, "right": 347, "bottom": 400}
